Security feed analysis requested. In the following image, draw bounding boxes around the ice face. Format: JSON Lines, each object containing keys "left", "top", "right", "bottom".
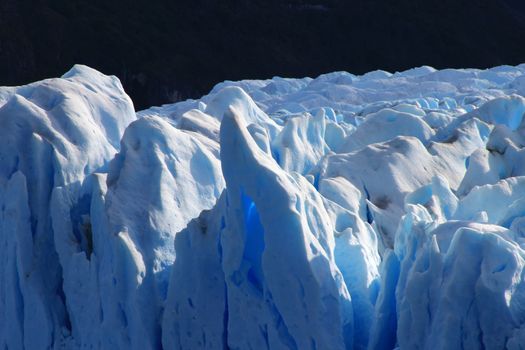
{"left": 2, "top": 63, "right": 525, "bottom": 349}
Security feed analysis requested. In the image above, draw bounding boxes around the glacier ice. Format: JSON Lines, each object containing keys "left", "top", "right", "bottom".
{"left": 2, "top": 64, "right": 525, "bottom": 349}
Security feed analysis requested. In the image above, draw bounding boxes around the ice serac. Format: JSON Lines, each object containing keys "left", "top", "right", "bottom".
{"left": 368, "top": 250, "right": 399, "bottom": 350}
{"left": 315, "top": 136, "right": 441, "bottom": 246}
{"left": 163, "top": 106, "right": 355, "bottom": 349}
{"left": 205, "top": 86, "right": 280, "bottom": 139}
{"left": 95, "top": 115, "right": 224, "bottom": 349}
{"left": 471, "top": 95, "right": 525, "bottom": 130}
{"left": 0, "top": 65, "right": 136, "bottom": 348}
{"left": 161, "top": 197, "right": 227, "bottom": 350}
{"left": 222, "top": 107, "right": 354, "bottom": 349}
{"left": 319, "top": 181, "right": 381, "bottom": 349}
{"left": 392, "top": 203, "right": 525, "bottom": 350}
{"left": 272, "top": 110, "right": 330, "bottom": 174}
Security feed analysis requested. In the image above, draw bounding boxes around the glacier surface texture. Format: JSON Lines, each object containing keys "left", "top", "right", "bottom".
{"left": 3, "top": 64, "right": 525, "bottom": 349}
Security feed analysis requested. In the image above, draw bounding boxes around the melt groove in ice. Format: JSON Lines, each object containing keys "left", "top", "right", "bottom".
{"left": 2, "top": 64, "right": 525, "bottom": 349}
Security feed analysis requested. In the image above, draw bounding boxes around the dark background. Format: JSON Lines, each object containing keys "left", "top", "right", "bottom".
{"left": 1, "top": 0, "right": 525, "bottom": 110}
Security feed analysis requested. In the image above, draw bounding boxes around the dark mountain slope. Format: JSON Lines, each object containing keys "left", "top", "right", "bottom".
{"left": 1, "top": 0, "right": 525, "bottom": 109}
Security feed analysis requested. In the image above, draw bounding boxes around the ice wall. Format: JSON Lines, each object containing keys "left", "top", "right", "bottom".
{"left": 2, "top": 64, "right": 525, "bottom": 349}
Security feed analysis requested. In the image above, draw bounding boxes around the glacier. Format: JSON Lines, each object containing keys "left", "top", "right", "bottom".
{"left": 2, "top": 64, "right": 525, "bottom": 349}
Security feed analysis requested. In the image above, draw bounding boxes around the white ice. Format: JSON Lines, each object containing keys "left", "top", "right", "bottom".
{"left": 2, "top": 64, "right": 525, "bottom": 349}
